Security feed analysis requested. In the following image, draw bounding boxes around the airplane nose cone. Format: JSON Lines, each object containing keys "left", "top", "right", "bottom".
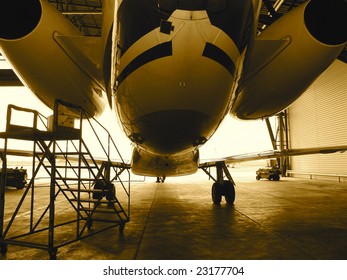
{"left": 131, "top": 110, "right": 211, "bottom": 154}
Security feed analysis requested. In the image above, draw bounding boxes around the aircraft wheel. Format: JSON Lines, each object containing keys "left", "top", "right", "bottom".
{"left": 16, "top": 182, "right": 25, "bottom": 189}
{"left": 212, "top": 183, "right": 222, "bottom": 204}
{"left": 223, "top": 180, "right": 235, "bottom": 205}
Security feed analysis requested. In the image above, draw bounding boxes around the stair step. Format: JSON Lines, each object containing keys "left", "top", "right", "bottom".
{"left": 84, "top": 218, "right": 128, "bottom": 224}
{"left": 108, "top": 162, "right": 131, "bottom": 168}
{"left": 57, "top": 177, "right": 98, "bottom": 181}
{"left": 54, "top": 152, "right": 89, "bottom": 155}
{"left": 62, "top": 187, "right": 107, "bottom": 193}
{"left": 50, "top": 166, "right": 99, "bottom": 169}
{"left": 80, "top": 207, "right": 122, "bottom": 214}
{"left": 70, "top": 198, "right": 118, "bottom": 204}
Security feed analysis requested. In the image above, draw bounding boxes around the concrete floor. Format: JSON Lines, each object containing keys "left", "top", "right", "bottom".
{"left": 1, "top": 167, "right": 347, "bottom": 260}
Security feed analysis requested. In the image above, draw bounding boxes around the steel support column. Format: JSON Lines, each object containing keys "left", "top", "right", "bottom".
{"left": 265, "top": 110, "right": 290, "bottom": 175}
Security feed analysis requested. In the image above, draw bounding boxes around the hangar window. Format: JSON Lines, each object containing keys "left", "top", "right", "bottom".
{"left": 157, "top": 0, "right": 225, "bottom": 12}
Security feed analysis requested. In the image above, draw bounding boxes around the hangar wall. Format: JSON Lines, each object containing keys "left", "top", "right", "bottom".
{"left": 288, "top": 60, "right": 347, "bottom": 179}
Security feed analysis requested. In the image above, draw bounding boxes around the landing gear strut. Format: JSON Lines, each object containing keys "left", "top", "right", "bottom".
{"left": 200, "top": 161, "right": 235, "bottom": 205}
{"left": 156, "top": 176, "right": 166, "bottom": 183}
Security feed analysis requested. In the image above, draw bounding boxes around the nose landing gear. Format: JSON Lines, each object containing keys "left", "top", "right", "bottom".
{"left": 156, "top": 176, "right": 166, "bottom": 183}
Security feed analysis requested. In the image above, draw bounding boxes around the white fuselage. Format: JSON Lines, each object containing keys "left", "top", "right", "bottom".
{"left": 115, "top": 9, "right": 247, "bottom": 156}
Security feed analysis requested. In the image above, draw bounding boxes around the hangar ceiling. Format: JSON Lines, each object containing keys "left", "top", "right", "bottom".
{"left": 47, "top": 0, "right": 103, "bottom": 37}
{"left": 0, "top": 0, "right": 346, "bottom": 86}
{"left": 46, "top": 0, "right": 308, "bottom": 37}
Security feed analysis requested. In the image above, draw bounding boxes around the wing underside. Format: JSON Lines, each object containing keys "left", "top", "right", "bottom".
{"left": 199, "top": 145, "right": 347, "bottom": 167}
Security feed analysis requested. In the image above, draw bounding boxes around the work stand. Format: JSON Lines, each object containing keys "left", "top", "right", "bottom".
{"left": 0, "top": 100, "right": 130, "bottom": 259}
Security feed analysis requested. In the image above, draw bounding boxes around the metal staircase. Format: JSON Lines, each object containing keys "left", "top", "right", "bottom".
{"left": 0, "top": 100, "right": 130, "bottom": 259}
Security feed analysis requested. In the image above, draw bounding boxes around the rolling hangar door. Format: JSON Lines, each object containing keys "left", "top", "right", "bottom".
{"left": 287, "top": 60, "right": 347, "bottom": 181}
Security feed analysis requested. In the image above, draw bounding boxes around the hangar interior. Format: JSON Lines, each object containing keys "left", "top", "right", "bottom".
{"left": 0, "top": 0, "right": 347, "bottom": 260}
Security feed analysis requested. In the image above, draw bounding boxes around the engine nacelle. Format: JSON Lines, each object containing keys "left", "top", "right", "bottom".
{"left": 0, "top": 1, "right": 105, "bottom": 116}
{"left": 231, "top": 0, "right": 347, "bottom": 119}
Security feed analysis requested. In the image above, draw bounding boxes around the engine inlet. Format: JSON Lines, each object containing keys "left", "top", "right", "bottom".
{"left": 304, "top": 0, "right": 347, "bottom": 45}
{"left": 0, "top": 1, "right": 42, "bottom": 40}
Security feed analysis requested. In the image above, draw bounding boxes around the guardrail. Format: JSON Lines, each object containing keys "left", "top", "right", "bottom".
{"left": 286, "top": 170, "right": 347, "bottom": 182}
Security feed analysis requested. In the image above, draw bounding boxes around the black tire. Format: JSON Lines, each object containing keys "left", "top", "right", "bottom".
{"left": 223, "top": 180, "right": 235, "bottom": 205}
{"left": 16, "top": 182, "right": 25, "bottom": 189}
{"left": 212, "top": 183, "right": 222, "bottom": 204}
{"left": 274, "top": 175, "right": 280, "bottom": 181}
{"left": 256, "top": 175, "right": 260, "bottom": 180}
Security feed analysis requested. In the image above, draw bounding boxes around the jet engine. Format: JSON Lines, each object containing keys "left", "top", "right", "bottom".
{"left": 0, "top": 0, "right": 106, "bottom": 116}
{"left": 231, "top": 0, "right": 347, "bottom": 119}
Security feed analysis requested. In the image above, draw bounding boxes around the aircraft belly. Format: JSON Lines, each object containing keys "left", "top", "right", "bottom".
{"left": 116, "top": 53, "right": 233, "bottom": 154}
{"left": 120, "top": 56, "right": 232, "bottom": 112}
{"left": 117, "top": 53, "right": 232, "bottom": 153}
{"left": 115, "top": 12, "right": 238, "bottom": 154}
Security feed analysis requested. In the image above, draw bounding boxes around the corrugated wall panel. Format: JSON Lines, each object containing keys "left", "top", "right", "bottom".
{"left": 288, "top": 60, "right": 347, "bottom": 177}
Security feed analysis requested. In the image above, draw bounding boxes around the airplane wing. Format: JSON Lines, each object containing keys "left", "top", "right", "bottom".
{"left": 0, "top": 148, "right": 130, "bottom": 167}
{"left": 199, "top": 145, "right": 347, "bottom": 167}
{"left": 0, "top": 149, "right": 34, "bottom": 160}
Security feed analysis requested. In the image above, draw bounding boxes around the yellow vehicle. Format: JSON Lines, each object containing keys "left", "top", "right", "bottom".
{"left": 0, "top": 167, "right": 27, "bottom": 189}
{"left": 256, "top": 167, "right": 281, "bottom": 181}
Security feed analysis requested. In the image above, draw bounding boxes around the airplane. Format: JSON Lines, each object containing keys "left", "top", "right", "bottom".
{"left": 0, "top": 0, "right": 346, "bottom": 205}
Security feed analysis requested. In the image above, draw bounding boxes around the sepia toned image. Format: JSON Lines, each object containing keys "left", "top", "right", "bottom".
{"left": 0, "top": 0, "right": 346, "bottom": 273}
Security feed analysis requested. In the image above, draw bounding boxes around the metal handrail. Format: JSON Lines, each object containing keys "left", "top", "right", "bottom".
{"left": 82, "top": 110, "right": 131, "bottom": 196}
{"left": 5, "top": 104, "right": 48, "bottom": 131}
{"left": 54, "top": 100, "right": 130, "bottom": 217}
